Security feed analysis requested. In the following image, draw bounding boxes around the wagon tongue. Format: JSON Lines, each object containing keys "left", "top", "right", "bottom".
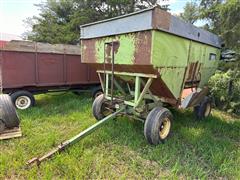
{"left": 26, "top": 107, "right": 124, "bottom": 167}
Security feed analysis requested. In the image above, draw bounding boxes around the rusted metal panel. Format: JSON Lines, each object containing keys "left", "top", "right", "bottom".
{"left": 2, "top": 40, "right": 81, "bottom": 55}
{"left": 0, "top": 40, "right": 7, "bottom": 48}
{"left": 82, "top": 32, "right": 152, "bottom": 65}
{"left": 2, "top": 51, "right": 36, "bottom": 88}
{"left": 152, "top": 8, "right": 170, "bottom": 30}
{"left": 66, "top": 54, "right": 98, "bottom": 84}
{"left": 134, "top": 31, "right": 152, "bottom": 64}
{"left": 0, "top": 43, "right": 99, "bottom": 91}
{"left": 38, "top": 53, "right": 64, "bottom": 85}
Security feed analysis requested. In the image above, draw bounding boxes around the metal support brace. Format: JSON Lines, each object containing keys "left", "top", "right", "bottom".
{"left": 134, "top": 76, "right": 141, "bottom": 103}
{"left": 105, "top": 73, "right": 109, "bottom": 96}
{"left": 114, "top": 79, "right": 126, "bottom": 95}
{"left": 134, "top": 78, "right": 153, "bottom": 108}
{"left": 97, "top": 71, "right": 156, "bottom": 108}
{"left": 98, "top": 73, "right": 104, "bottom": 92}
{"left": 141, "top": 79, "right": 158, "bottom": 103}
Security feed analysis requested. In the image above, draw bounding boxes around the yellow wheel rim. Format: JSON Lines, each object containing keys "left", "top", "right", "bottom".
{"left": 204, "top": 103, "right": 211, "bottom": 117}
{"left": 159, "top": 118, "right": 171, "bottom": 139}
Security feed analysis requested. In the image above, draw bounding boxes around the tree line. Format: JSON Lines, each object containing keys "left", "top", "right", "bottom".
{"left": 25, "top": 0, "right": 239, "bottom": 56}
{"left": 25, "top": 0, "right": 169, "bottom": 44}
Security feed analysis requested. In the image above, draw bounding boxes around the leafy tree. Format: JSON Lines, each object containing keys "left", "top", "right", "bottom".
{"left": 199, "top": 0, "right": 240, "bottom": 52}
{"left": 25, "top": 0, "right": 169, "bottom": 44}
{"left": 198, "top": 0, "right": 223, "bottom": 34}
{"left": 180, "top": 1, "right": 199, "bottom": 24}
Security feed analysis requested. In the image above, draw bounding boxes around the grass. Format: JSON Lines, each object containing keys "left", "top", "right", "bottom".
{"left": 0, "top": 92, "right": 239, "bottom": 179}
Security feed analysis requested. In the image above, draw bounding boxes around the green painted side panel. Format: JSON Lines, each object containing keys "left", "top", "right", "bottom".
{"left": 199, "top": 46, "right": 220, "bottom": 87}
{"left": 199, "top": 68, "right": 217, "bottom": 87}
{"left": 151, "top": 30, "right": 220, "bottom": 97}
{"left": 151, "top": 31, "right": 190, "bottom": 67}
{"left": 151, "top": 31, "right": 190, "bottom": 98}
{"left": 158, "top": 68, "right": 186, "bottom": 98}
{"left": 189, "top": 41, "right": 206, "bottom": 63}
{"left": 202, "top": 46, "right": 220, "bottom": 68}
{"left": 95, "top": 34, "right": 136, "bottom": 64}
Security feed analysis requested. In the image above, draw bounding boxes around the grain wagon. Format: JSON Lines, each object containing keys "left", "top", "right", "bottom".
{"left": 0, "top": 40, "right": 101, "bottom": 109}
{"left": 81, "top": 6, "right": 221, "bottom": 144}
{"left": 27, "top": 6, "right": 222, "bottom": 165}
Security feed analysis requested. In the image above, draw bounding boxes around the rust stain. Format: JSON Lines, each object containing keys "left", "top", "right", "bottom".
{"left": 82, "top": 39, "right": 96, "bottom": 63}
{"left": 105, "top": 41, "right": 120, "bottom": 63}
{"left": 152, "top": 8, "right": 171, "bottom": 30}
{"left": 134, "top": 31, "right": 152, "bottom": 65}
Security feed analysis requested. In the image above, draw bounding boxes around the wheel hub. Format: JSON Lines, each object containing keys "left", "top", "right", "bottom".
{"left": 204, "top": 103, "right": 211, "bottom": 117}
{"left": 159, "top": 118, "right": 171, "bottom": 139}
{"left": 15, "top": 96, "right": 31, "bottom": 110}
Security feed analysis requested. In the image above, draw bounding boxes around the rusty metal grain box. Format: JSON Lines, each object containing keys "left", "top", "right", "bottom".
{"left": 0, "top": 40, "right": 99, "bottom": 94}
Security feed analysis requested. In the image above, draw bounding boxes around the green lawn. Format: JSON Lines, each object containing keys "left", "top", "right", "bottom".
{"left": 0, "top": 93, "right": 239, "bottom": 179}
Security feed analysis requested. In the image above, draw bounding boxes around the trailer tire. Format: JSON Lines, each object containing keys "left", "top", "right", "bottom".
{"left": 11, "top": 91, "right": 35, "bottom": 110}
{"left": 92, "top": 94, "right": 111, "bottom": 121}
{"left": 144, "top": 107, "right": 173, "bottom": 145}
{"left": 0, "top": 119, "right": 6, "bottom": 133}
{"left": 194, "top": 96, "right": 212, "bottom": 120}
{"left": 0, "top": 94, "right": 20, "bottom": 129}
{"left": 92, "top": 86, "right": 103, "bottom": 99}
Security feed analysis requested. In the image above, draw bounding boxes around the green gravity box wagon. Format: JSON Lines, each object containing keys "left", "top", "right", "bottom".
{"left": 27, "top": 6, "right": 222, "bottom": 166}
{"left": 81, "top": 6, "right": 221, "bottom": 144}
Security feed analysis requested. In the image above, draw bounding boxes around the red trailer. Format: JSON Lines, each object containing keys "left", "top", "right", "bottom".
{"left": 0, "top": 40, "right": 7, "bottom": 48}
{"left": 0, "top": 40, "right": 101, "bottom": 109}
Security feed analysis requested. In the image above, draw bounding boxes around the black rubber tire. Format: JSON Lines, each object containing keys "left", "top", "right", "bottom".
{"left": 144, "top": 107, "right": 173, "bottom": 145}
{"left": 194, "top": 96, "right": 212, "bottom": 120}
{"left": 92, "top": 94, "right": 110, "bottom": 121}
{"left": 0, "top": 94, "right": 20, "bottom": 128}
{"left": 92, "top": 86, "right": 103, "bottom": 99}
{"left": 10, "top": 91, "right": 35, "bottom": 110}
{"left": 0, "top": 119, "right": 6, "bottom": 133}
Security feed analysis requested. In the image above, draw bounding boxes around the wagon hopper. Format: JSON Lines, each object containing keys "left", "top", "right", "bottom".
{"left": 81, "top": 6, "right": 221, "bottom": 144}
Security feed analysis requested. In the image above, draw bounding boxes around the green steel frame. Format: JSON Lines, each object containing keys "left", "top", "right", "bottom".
{"left": 97, "top": 70, "right": 162, "bottom": 118}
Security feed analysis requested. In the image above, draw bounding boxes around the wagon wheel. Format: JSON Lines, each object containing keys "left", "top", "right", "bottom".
{"left": 194, "top": 96, "right": 212, "bottom": 120}
{"left": 0, "top": 119, "right": 6, "bottom": 133}
{"left": 144, "top": 107, "right": 173, "bottom": 145}
{"left": 92, "top": 94, "right": 112, "bottom": 121}
{"left": 10, "top": 91, "right": 35, "bottom": 110}
{"left": 0, "top": 94, "right": 20, "bottom": 129}
{"left": 93, "top": 90, "right": 103, "bottom": 99}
